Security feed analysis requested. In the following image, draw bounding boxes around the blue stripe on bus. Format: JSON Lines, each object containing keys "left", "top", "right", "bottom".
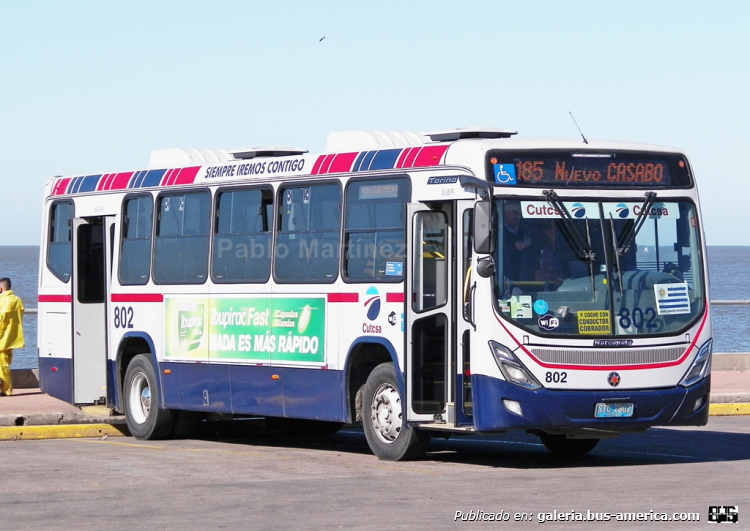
{"left": 352, "top": 152, "right": 367, "bottom": 172}
{"left": 158, "top": 362, "right": 346, "bottom": 422}
{"left": 79, "top": 174, "right": 102, "bottom": 193}
{"left": 107, "top": 359, "right": 119, "bottom": 410}
{"left": 130, "top": 170, "right": 147, "bottom": 188}
{"left": 470, "top": 373, "right": 709, "bottom": 432}
{"left": 38, "top": 357, "right": 72, "bottom": 404}
{"left": 141, "top": 169, "right": 166, "bottom": 188}
{"left": 359, "top": 151, "right": 377, "bottom": 171}
{"left": 369, "top": 149, "right": 402, "bottom": 170}
{"left": 69, "top": 176, "right": 84, "bottom": 194}
{"left": 281, "top": 367, "right": 344, "bottom": 421}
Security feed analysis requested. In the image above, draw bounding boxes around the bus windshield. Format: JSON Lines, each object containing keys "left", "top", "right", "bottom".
{"left": 492, "top": 198, "right": 705, "bottom": 338}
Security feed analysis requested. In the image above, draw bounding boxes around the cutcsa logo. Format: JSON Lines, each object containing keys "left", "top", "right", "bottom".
{"left": 615, "top": 203, "right": 630, "bottom": 218}
{"left": 571, "top": 203, "right": 586, "bottom": 218}
{"left": 364, "top": 286, "right": 381, "bottom": 321}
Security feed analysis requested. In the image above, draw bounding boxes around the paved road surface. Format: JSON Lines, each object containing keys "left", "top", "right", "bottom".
{"left": 4, "top": 416, "right": 749, "bottom": 530}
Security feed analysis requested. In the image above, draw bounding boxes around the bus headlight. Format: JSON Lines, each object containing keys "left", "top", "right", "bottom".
{"left": 680, "top": 338, "right": 712, "bottom": 387}
{"left": 489, "top": 341, "right": 541, "bottom": 390}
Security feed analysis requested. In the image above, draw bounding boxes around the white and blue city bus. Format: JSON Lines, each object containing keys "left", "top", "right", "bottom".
{"left": 37, "top": 128, "right": 711, "bottom": 460}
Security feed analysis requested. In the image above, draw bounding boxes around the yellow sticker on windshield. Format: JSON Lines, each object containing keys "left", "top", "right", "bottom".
{"left": 577, "top": 310, "right": 611, "bottom": 334}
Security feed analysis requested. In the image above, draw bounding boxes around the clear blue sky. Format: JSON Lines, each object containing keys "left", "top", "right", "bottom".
{"left": 1, "top": 0, "right": 748, "bottom": 246}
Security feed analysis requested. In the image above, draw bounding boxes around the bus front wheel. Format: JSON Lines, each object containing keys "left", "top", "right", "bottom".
{"left": 123, "top": 354, "right": 174, "bottom": 439}
{"left": 539, "top": 432, "right": 599, "bottom": 455}
{"left": 362, "top": 363, "right": 430, "bottom": 461}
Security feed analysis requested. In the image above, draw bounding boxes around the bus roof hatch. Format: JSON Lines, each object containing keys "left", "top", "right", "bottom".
{"left": 230, "top": 147, "right": 309, "bottom": 159}
{"left": 425, "top": 127, "right": 517, "bottom": 141}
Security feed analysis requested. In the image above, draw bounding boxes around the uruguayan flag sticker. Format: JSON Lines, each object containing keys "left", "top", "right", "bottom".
{"left": 654, "top": 282, "right": 691, "bottom": 315}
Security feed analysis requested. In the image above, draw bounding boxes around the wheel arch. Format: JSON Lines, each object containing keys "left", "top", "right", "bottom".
{"left": 115, "top": 332, "right": 162, "bottom": 414}
{"left": 344, "top": 336, "right": 403, "bottom": 424}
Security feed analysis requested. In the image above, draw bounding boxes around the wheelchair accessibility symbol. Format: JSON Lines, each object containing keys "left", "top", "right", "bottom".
{"left": 493, "top": 163, "right": 517, "bottom": 185}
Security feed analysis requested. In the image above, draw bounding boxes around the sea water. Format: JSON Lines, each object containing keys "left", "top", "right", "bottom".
{"left": 1, "top": 245, "right": 749, "bottom": 369}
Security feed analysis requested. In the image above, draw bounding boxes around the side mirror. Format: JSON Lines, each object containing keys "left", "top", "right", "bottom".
{"left": 474, "top": 201, "right": 495, "bottom": 254}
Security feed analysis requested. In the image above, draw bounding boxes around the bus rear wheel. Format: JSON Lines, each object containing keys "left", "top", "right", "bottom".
{"left": 124, "top": 354, "right": 174, "bottom": 439}
{"left": 362, "top": 363, "right": 430, "bottom": 461}
{"left": 539, "top": 432, "right": 599, "bottom": 455}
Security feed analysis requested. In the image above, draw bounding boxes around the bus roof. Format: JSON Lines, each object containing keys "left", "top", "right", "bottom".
{"left": 45, "top": 129, "right": 687, "bottom": 198}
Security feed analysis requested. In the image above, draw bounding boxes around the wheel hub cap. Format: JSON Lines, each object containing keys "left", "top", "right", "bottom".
{"left": 371, "top": 383, "right": 403, "bottom": 444}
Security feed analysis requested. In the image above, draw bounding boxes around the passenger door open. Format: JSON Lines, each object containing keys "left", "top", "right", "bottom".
{"left": 72, "top": 216, "right": 113, "bottom": 404}
{"left": 405, "top": 204, "right": 452, "bottom": 424}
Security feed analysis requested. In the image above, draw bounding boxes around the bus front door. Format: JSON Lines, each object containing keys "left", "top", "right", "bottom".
{"left": 405, "top": 204, "right": 452, "bottom": 424}
{"left": 72, "top": 216, "right": 112, "bottom": 404}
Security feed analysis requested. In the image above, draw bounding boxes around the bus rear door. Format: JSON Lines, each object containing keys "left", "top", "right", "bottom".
{"left": 72, "top": 216, "right": 113, "bottom": 404}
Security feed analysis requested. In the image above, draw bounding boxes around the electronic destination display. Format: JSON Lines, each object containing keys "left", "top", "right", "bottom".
{"left": 486, "top": 151, "right": 692, "bottom": 188}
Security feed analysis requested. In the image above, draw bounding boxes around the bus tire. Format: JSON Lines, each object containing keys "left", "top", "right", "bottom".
{"left": 123, "top": 354, "right": 174, "bottom": 440}
{"left": 362, "top": 363, "right": 430, "bottom": 461}
{"left": 539, "top": 432, "right": 599, "bottom": 455}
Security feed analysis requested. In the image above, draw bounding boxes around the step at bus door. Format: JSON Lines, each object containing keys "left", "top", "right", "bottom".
{"left": 72, "top": 216, "right": 112, "bottom": 404}
{"left": 405, "top": 203, "right": 453, "bottom": 424}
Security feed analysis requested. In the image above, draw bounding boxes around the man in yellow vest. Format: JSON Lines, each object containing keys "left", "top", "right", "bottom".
{"left": 0, "top": 277, "right": 24, "bottom": 396}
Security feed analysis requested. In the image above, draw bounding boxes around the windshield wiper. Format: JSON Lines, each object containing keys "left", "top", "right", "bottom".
{"left": 615, "top": 192, "right": 656, "bottom": 256}
{"left": 543, "top": 190, "right": 595, "bottom": 262}
{"left": 544, "top": 190, "right": 597, "bottom": 301}
{"left": 609, "top": 213, "right": 624, "bottom": 294}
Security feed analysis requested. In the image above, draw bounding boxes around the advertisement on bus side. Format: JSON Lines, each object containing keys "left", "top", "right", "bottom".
{"left": 164, "top": 296, "right": 326, "bottom": 363}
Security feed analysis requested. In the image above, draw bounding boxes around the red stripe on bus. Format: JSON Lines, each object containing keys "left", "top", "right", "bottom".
{"left": 386, "top": 293, "right": 404, "bottom": 303}
{"left": 319, "top": 154, "right": 336, "bottom": 174}
{"left": 103, "top": 173, "right": 115, "bottom": 190}
{"left": 96, "top": 174, "right": 110, "bottom": 192}
{"left": 311, "top": 155, "right": 326, "bottom": 175}
{"left": 493, "top": 309, "right": 706, "bottom": 371}
{"left": 327, "top": 293, "right": 359, "bottom": 303}
{"left": 328, "top": 152, "right": 358, "bottom": 173}
{"left": 402, "top": 147, "right": 421, "bottom": 167}
{"left": 395, "top": 148, "right": 411, "bottom": 169}
{"left": 174, "top": 166, "right": 201, "bottom": 185}
{"left": 111, "top": 293, "right": 164, "bottom": 303}
{"left": 109, "top": 171, "right": 135, "bottom": 190}
{"left": 412, "top": 145, "right": 449, "bottom": 167}
{"left": 38, "top": 294, "right": 72, "bottom": 303}
{"left": 168, "top": 168, "right": 181, "bottom": 186}
{"left": 51, "top": 178, "right": 72, "bottom": 196}
{"left": 161, "top": 168, "right": 177, "bottom": 186}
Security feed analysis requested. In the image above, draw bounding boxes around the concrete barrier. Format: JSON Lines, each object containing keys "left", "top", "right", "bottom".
{"left": 10, "top": 369, "right": 40, "bottom": 389}
{"left": 712, "top": 353, "right": 750, "bottom": 371}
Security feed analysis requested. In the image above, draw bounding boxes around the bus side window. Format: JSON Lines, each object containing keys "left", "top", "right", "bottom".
{"left": 153, "top": 191, "right": 211, "bottom": 285}
{"left": 47, "top": 201, "right": 74, "bottom": 283}
{"left": 343, "top": 177, "right": 410, "bottom": 282}
{"left": 119, "top": 195, "right": 153, "bottom": 285}
{"left": 212, "top": 188, "right": 272, "bottom": 283}
{"left": 275, "top": 183, "right": 341, "bottom": 283}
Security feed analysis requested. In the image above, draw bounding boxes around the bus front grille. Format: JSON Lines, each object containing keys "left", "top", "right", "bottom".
{"left": 528, "top": 346, "right": 687, "bottom": 367}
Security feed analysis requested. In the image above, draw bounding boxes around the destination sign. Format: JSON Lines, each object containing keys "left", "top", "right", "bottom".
{"left": 486, "top": 151, "right": 692, "bottom": 188}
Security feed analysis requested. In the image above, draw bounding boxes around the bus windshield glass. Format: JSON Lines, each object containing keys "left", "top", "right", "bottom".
{"left": 492, "top": 198, "right": 705, "bottom": 338}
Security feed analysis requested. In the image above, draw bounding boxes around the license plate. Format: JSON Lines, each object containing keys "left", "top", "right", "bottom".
{"left": 595, "top": 402, "right": 634, "bottom": 418}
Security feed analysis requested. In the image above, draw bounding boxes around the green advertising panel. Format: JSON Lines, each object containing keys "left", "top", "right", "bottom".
{"left": 165, "top": 296, "right": 326, "bottom": 363}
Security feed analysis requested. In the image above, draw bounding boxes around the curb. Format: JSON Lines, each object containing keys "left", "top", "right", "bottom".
{"left": 0, "top": 424, "right": 129, "bottom": 441}
{"left": 708, "top": 403, "right": 750, "bottom": 416}
{"left": 0, "top": 411, "right": 128, "bottom": 428}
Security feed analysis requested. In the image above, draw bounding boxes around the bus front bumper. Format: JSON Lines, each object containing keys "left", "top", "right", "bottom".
{"left": 471, "top": 373, "right": 710, "bottom": 433}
